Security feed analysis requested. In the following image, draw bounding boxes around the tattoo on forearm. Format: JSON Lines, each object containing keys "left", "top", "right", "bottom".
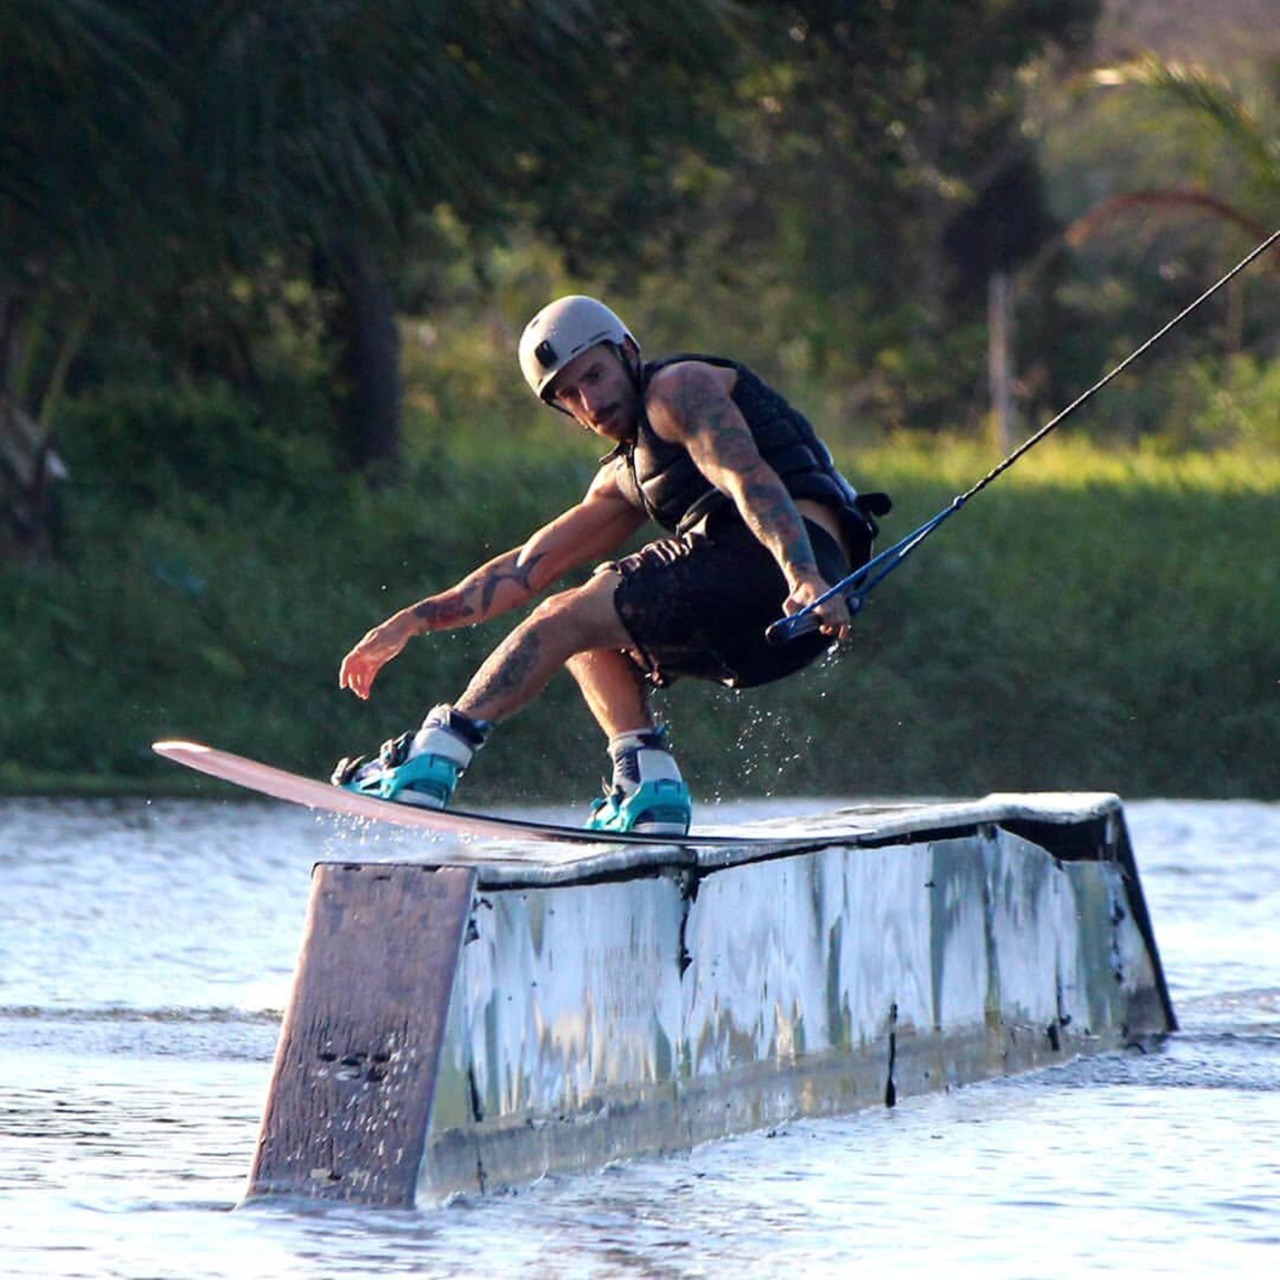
{"left": 412, "top": 553, "right": 548, "bottom": 626}
{"left": 669, "top": 367, "right": 820, "bottom": 579}
{"left": 784, "top": 534, "right": 819, "bottom": 576}
{"left": 742, "top": 478, "right": 818, "bottom": 574}
{"left": 413, "top": 597, "right": 474, "bottom": 626}
{"left": 479, "top": 554, "right": 547, "bottom": 612}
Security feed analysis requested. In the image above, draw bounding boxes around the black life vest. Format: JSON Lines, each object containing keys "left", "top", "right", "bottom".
{"left": 607, "top": 354, "right": 886, "bottom": 545}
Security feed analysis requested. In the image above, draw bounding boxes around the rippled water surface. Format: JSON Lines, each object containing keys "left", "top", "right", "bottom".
{"left": 2, "top": 795, "right": 1277, "bottom": 1278}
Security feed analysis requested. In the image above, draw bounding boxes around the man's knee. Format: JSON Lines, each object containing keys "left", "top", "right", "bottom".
{"left": 527, "top": 574, "right": 627, "bottom": 651}
{"left": 566, "top": 645, "right": 642, "bottom": 682}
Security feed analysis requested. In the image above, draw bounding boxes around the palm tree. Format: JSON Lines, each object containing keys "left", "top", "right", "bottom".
{"left": 1068, "top": 56, "right": 1279, "bottom": 276}
{"left": 1, "top": 0, "right": 738, "bottom": 552}
{"left": 0, "top": 0, "right": 167, "bottom": 552}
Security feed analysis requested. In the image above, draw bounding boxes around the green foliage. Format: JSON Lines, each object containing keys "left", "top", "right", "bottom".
{"left": 1168, "top": 355, "right": 1280, "bottom": 451}
{"left": 3, "top": 429, "right": 1276, "bottom": 801}
{"left": 1, "top": 0, "right": 744, "bottom": 488}
{"left": 678, "top": 437, "right": 1280, "bottom": 800}
{"left": 645, "top": 0, "right": 1100, "bottom": 401}
{"left": 1033, "top": 46, "right": 1280, "bottom": 439}
{"left": 3, "top": 0, "right": 1109, "bottom": 437}
{"left": 1092, "top": 56, "right": 1280, "bottom": 200}
{"left": 6, "top": 0, "right": 1280, "bottom": 807}
{"left": 53, "top": 382, "right": 341, "bottom": 511}
{"left": 0, "top": 0, "right": 169, "bottom": 280}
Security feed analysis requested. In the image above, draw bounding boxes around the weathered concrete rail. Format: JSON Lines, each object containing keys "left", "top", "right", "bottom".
{"left": 244, "top": 793, "right": 1175, "bottom": 1209}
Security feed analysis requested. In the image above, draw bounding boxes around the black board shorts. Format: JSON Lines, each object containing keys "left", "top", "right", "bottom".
{"left": 604, "top": 518, "right": 860, "bottom": 690}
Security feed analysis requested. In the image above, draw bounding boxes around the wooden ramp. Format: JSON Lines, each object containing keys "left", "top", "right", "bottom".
{"left": 242, "top": 794, "right": 1176, "bottom": 1209}
{"left": 246, "top": 863, "right": 475, "bottom": 1207}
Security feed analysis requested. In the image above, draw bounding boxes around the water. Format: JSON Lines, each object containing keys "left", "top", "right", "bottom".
{"left": 2, "top": 796, "right": 1278, "bottom": 1278}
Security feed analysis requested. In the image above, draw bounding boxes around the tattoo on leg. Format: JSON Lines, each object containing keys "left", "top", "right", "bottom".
{"left": 465, "top": 628, "right": 546, "bottom": 713}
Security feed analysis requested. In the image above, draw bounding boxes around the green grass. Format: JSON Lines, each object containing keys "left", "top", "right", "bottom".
{"left": 3, "top": 435, "right": 1276, "bottom": 803}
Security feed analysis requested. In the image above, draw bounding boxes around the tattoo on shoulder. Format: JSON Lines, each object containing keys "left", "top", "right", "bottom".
{"left": 670, "top": 366, "right": 730, "bottom": 434}
{"left": 712, "top": 422, "right": 761, "bottom": 469}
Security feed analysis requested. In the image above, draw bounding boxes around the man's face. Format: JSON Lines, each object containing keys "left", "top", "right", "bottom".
{"left": 547, "top": 344, "right": 639, "bottom": 443}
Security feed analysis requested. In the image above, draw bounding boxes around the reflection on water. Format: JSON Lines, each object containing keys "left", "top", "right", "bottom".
{"left": 1, "top": 796, "right": 1278, "bottom": 1278}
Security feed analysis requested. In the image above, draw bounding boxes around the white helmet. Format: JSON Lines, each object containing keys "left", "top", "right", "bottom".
{"left": 518, "top": 295, "right": 637, "bottom": 401}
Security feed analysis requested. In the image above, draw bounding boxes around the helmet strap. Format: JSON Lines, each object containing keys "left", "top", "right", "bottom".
{"left": 616, "top": 338, "right": 642, "bottom": 389}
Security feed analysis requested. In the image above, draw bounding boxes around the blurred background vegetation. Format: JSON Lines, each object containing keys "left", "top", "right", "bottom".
{"left": 2, "top": 0, "right": 1277, "bottom": 801}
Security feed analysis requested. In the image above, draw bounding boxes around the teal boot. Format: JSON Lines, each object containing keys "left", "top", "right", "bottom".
{"left": 332, "top": 705, "right": 490, "bottom": 809}
{"left": 586, "top": 727, "right": 692, "bottom": 836}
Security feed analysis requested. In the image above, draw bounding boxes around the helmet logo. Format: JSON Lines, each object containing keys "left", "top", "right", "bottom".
{"left": 518, "top": 295, "right": 637, "bottom": 402}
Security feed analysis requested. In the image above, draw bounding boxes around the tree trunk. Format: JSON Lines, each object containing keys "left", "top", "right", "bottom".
{"left": 988, "top": 270, "right": 1016, "bottom": 454}
{"left": 326, "top": 239, "right": 402, "bottom": 480}
{"left": 0, "top": 394, "right": 63, "bottom": 559}
{"left": 0, "top": 295, "right": 42, "bottom": 557}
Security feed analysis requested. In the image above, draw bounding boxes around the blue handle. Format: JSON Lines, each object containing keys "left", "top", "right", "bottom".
{"left": 765, "top": 593, "right": 866, "bottom": 645}
{"left": 765, "top": 611, "right": 820, "bottom": 645}
{"left": 765, "top": 503, "right": 962, "bottom": 646}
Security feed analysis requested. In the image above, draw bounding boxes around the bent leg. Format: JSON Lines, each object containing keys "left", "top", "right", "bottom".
{"left": 557, "top": 596, "right": 690, "bottom": 834}
{"left": 564, "top": 646, "right": 652, "bottom": 738}
{"left": 453, "top": 569, "right": 632, "bottom": 725}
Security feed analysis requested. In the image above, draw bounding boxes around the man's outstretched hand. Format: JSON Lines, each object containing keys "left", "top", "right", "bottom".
{"left": 338, "top": 613, "right": 415, "bottom": 700}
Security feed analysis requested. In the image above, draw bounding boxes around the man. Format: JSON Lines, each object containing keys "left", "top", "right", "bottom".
{"left": 334, "top": 295, "right": 888, "bottom": 835}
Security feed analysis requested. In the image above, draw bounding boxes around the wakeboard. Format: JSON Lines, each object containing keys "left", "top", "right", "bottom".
{"left": 151, "top": 740, "right": 825, "bottom": 848}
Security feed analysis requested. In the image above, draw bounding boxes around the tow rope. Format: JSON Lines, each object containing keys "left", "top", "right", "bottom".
{"left": 768, "top": 226, "right": 1280, "bottom": 645}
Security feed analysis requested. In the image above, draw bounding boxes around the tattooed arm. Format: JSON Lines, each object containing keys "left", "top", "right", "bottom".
{"left": 339, "top": 469, "right": 645, "bottom": 699}
{"left": 646, "top": 360, "right": 850, "bottom": 636}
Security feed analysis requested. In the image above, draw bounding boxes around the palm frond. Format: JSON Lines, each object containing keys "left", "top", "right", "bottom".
{"left": 1094, "top": 55, "right": 1280, "bottom": 192}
